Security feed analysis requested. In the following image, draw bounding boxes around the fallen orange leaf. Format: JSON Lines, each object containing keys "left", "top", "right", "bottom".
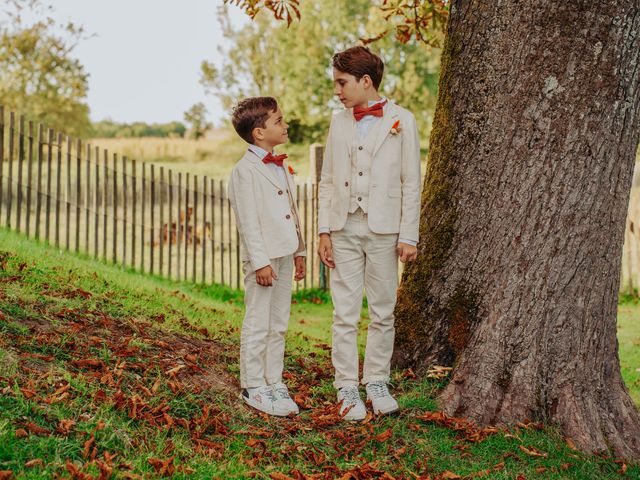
{"left": 269, "top": 473, "right": 294, "bottom": 480}
{"left": 24, "top": 422, "right": 50, "bottom": 436}
{"left": 440, "top": 471, "right": 461, "bottom": 479}
{"left": 375, "top": 428, "right": 393, "bottom": 442}
{"left": 518, "top": 445, "right": 548, "bottom": 458}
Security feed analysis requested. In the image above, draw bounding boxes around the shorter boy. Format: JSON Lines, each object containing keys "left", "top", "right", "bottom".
{"left": 228, "top": 97, "right": 306, "bottom": 416}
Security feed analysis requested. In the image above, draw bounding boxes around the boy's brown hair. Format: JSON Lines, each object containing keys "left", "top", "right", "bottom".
{"left": 231, "top": 96, "right": 278, "bottom": 144}
{"left": 332, "top": 46, "right": 384, "bottom": 90}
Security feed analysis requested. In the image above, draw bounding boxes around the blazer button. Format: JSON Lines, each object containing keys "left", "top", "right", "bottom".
{"left": 358, "top": 171, "right": 363, "bottom": 176}
{"left": 357, "top": 196, "right": 362, "bottom": 201}
{"left": 358, "top": 146, "right": 363, "bottom": 150}
{"left": 286, "top": 214, "right": 291, "bottom": 219}
{"left": 278, "top": 190, "right": 283, "bottom": 195}
{"left": 344, "top": 181, "right": 349, "bottom": 187}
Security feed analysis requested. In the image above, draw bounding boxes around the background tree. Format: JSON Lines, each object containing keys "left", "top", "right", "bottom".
{"left": 0, "top": 0, "right": 91, "bottom": 136}
{"left": 204, "top": 0, "right": 442, "bottom": 143}
{"left": 183, "top": 102, "right": 212, "bottom": 140}
{"left": 232, "top": 0, "right": 640, "bottom": 459}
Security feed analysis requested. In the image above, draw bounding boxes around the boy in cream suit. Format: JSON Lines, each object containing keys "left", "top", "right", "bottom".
{"left": 229, "top": 97, "right": 306, "bottom": 416}
{"left": 318, "top": 47, "right": 421, "bottom": 420}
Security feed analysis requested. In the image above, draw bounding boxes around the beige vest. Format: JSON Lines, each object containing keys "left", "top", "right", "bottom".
{"left": 283, "top": 171, "right": 305, "bottom": 254}
{"left": 348, "top": 119, "right": 384, "bottom": 214}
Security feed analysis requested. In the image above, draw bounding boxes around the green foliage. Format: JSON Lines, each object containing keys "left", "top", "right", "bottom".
{"left": 183, "top": 102, "right": 212, "bottom": 140}
{"left": 0, "top": 0, "right": 91, "bottom": 136}
{"left": 91, "top": 119, "right": 187, "bottom": 139}
{"left": 203, "top": 1, "right": 441, "bottom": 143}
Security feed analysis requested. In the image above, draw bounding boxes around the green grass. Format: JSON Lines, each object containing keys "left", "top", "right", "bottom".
{"left": 618, "top": 304, "right": 640, "bottom": 406}
{"left": 0, "top": 227, "right": 638, "bottom": 479}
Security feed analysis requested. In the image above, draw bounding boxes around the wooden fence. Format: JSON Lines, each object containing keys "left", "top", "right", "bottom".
{"left": 0, "top": 107, "right": 326, "bottom": 290}
{"left": 621, "top": 186, "right": 640, "bottom": 294}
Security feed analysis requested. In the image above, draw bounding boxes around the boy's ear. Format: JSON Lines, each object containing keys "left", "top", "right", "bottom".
{"left": 252, "top": 127, "right": 263, "bottom": 142}
{"left": 361, "top": 74, "right": 372, "bottom": 89}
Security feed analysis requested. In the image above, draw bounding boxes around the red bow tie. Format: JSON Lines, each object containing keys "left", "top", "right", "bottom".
{"left": 353, "top": 100, "right": 387, "bottom": 121}
{"left": 262, "top": 152, "right": 288, "bottom": 167}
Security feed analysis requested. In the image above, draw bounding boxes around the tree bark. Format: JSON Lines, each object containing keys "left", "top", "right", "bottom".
{"left": 393, "top": 0, "right": 640, "bottom": 458}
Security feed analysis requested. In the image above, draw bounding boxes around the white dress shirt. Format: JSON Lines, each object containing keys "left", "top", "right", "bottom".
{"left": 248, "top": 144, "right": 287, "bottom": 189}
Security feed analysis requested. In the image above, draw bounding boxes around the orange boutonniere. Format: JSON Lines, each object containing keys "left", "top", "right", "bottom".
{"left": 288, "top": 165, "right": 296, "bottom": 175}
{"left": 390, "top": 119, "right": 401, "bottom": 135}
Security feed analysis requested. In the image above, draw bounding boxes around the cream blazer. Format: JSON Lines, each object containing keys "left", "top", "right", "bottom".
{"left": 228, "top": 150, "right": 306, "bottom": 271}
{"left": 318, "top": 101, "right": 422, "bottom": 243}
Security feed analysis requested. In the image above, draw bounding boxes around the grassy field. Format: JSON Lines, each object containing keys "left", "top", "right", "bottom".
{"left": 89, "top": 133, "right": 319, "bottom": 181}
{"left": 89, "top": 131, "right": 431, "bottom": 182}
{"left": 0, "top": 228, "right": 638, "bottom": 479}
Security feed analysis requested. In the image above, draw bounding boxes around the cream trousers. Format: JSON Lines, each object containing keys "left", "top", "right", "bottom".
{"left": 330, "top": 209, "right": 399, "bottom": 388}
{"left": 240, "top": 254, "right": 293, "bottom": 388}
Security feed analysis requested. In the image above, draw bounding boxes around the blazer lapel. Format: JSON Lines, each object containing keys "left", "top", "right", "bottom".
{"left": 372, "top": 101, "right": 400, "bottom": 156}
{"left": 246, "top": 150, "right": 282, "bottom": 190}
{"left": 343, "top": 109, "right": 357, "bottom": 157}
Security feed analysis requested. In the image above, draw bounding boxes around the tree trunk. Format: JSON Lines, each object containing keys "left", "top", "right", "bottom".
{"left": 393, "top": 0, "right": 640, "bottom": 458}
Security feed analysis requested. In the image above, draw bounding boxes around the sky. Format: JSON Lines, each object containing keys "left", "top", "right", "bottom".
{"left": 48, "top": 0, "right": 249, "bottom": 124}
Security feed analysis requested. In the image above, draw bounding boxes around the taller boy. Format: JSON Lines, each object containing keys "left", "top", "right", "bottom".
{"left": 318, "top": 47, "right": 421, "bottom": 420}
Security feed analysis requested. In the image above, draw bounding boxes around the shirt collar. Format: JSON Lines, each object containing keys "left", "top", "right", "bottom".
{"left": 368, "top": 96, "right": 387, "bottom": 107}
{"left": 248, "top": 144, "right": 269, "bottom": 160}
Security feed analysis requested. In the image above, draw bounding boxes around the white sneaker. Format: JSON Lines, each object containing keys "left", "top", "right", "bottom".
{"left": 240, "top": 385, "right": 291, "bottom": 417}
{"left": 271, "top": 382, "right": 299, "bottom": 415}
{"left": 337, "top": 386, "right": 367, "bottom": 421}
{"left": 366, "top": 381, "right": 399, "bottom": 415}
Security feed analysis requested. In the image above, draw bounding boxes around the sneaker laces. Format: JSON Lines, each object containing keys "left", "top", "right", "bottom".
{"left": 256, "top": 386, "right": 278, "bottom": 402}
{"left": 339, "top": 386, "right": 361, "bottom": 404}
{"left": 367, "top": 382, "right": 390, "bottom": 399}
{"left": 273, "top": 383, "right": 292, "bottom": 400}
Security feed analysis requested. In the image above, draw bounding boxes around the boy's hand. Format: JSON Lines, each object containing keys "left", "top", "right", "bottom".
{"left": 397, "top": 242, "right": 418, "bottom": 263}
{"left": 294, "top": 256, "right": 306, "bottom": 281}
{"left": 318, "top": 233, "right": 335, "bottom": 269}
{"left": 256, "top": 265, "right": 278, "bottom": 286}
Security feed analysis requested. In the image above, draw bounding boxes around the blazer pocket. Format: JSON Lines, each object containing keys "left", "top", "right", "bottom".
{"left": 388, "top": 187, "right": 401, "bottom": 198}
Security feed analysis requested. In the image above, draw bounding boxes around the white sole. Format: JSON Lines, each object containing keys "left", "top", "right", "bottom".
{"left": 239, "top": 393, "right": 291, "bottom": 417}
{"left": 372, "top": 406, "right": 400, "bottom": 415}
{"left": 367, "top": 397, "right": 400, "bottom": 415}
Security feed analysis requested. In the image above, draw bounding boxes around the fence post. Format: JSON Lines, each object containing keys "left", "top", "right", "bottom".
{"left": 55, "top": 133, "right": 62, "bottom": 247}
{"left": 5, "top": 112, "right": 15, "bottom": 229}
{"left": 16, "top": 116, "right": 25, "bottom": 233}
{"left": 122, "top": 156, "right": 127, "bottom": 268}
{"left": 94, "top": 147, "right": 100, "bottom": 259}
{"left": 45, "top": 128, "right": 53, "bottom": 242}
{"left": 0, "top": 106, "right": 4, "bottom": 225}
{"left": 35, "top": 125, "right": 44, "bottom": 240}
{"left": 26, "top": 122, "right": 33, "bottom": 237}
{"left": 310, "top": 144, "right": 328, "bottom": 290}
{"left": 168, "top": 169, "right": 174, "bottom": 280}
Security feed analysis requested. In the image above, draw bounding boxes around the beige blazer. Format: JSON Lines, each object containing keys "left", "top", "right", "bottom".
{"left": 228, "top": 150, "right": 306, "bottom": 271}
{"left": 318, "top": 100, "right": 422, "bottom": 242}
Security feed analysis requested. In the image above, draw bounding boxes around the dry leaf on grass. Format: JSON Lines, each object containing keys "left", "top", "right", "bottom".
{"left": 518, "top": 445, "right": 548, "bottom": 458}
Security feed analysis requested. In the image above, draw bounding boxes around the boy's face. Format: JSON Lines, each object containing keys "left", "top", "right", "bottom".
{"left": 333, "top": 68, "right": 369, "bottom": 109}
{"left": 252, "top": 107, "right": 288, "bottom": 148}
